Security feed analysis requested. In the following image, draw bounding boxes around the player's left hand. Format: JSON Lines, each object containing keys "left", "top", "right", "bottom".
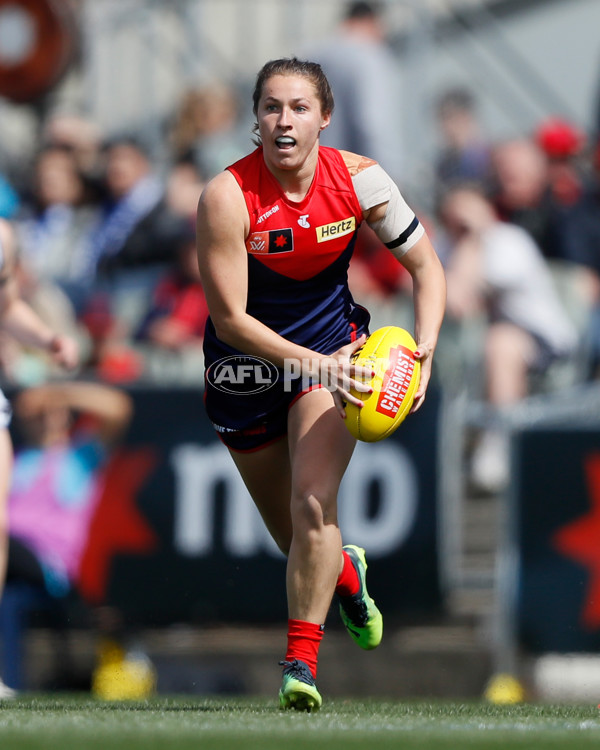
{"left": 411, "top": 342, "right": 434, "bottom": 413}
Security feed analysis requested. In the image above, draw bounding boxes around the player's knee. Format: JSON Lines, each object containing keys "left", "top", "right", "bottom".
{"left": 290, "top": 490, "right": 338, "bottom": 533}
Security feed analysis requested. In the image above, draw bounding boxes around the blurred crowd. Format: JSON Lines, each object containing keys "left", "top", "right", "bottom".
{"left": 428, "top": 87, "right": 600, "bottom": 492}
{"left": 0, "top": 79, "right": 247, "bottom": 388}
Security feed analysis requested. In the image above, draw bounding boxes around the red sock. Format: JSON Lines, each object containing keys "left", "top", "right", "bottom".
{"left": 335, "top": 549, "right": 360, "bottom": 597}
{"left": 285, "top": 619, "right": 324, "bottom": 678}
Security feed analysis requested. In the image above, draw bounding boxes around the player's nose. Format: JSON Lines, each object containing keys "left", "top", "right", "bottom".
{"left": 277, "top": 107, "right": 292, "bottom": 127}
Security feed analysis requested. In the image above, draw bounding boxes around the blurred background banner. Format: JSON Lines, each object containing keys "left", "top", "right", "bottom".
{"left": 48, "top": 386, "right": 442, "bottom": 626}
{"left": 516, "top": 425, "right": 600, "bottom": 653}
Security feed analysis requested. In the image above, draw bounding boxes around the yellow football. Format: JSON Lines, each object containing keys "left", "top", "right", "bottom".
{"left": 344, "top": 326, "right": 421, "bottom": 442}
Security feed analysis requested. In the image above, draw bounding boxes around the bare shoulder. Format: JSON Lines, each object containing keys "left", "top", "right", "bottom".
{"left": 197, "top": 171, "right": 247, "bottom": 232}
{"left": 197, "top": 170, "right": 249, "bottom": 247}
{"left": 199, "top": 170, "right": 243, "bottom": 210}
{"left": 339, "top": 150, "right": 378, "bottom": 177}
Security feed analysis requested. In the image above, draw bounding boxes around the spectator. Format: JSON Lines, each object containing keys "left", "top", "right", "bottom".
{"left": 561, "top": 137, "right": 600, "bottom": 377}
{"left": 434, "top": 87, "right": 493, "bottom": 193}
{"left": 80, "top": 136, "right": 187, "bottom": 381}
{"left": 79, "top": 293, "right": 144, "bottom": 385}
{"left": 0, "top": 217, "right": 79, "bottom": 698}
{"left": 164, "top": 156, "right": 206, "bottom": 224}
{"left": 534, "top": 116, "right": 586, "bottom": 207}
{"left": 85, "top": 136, "right": 177, "bottom": 278}
{"left": 15, "top": 145, "right": 100, "bottom": 314}
{"left": 490, "top": 137, "right": 570, "bottom": 262}
{"left": 168, "top": 83, "right": 248, "bottom": 180}
{"left": 136, "top": 226, "right": 209, "bottom": 353}
{"left": 0, "top": 256, "right": 87, "bottom": 387}
{"left": 439, "top": 184, "right": 578, "bottom": 492}
{"left": 41, "top": 111, "right": 104, "bottom": 196}
{"left": 7, "top": 382, "right": 133, "bottom": 591}
{"left": 306, "top": 1, "right": 403, "bottom": 181}
{"left": 1, "top": 381, "right": 133, "bottom": 691}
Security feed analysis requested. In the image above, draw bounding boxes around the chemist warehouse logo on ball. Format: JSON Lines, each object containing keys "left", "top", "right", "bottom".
{"left": 207, "top": 356, "right": 280, "bottom": 394}
{"left": 376, "top": 346, "right": 415, "bottom": 418}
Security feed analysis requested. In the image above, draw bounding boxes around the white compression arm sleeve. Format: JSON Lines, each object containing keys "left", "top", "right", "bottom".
{"left": 352, "top": 164, "right": 424, "bottom": 259}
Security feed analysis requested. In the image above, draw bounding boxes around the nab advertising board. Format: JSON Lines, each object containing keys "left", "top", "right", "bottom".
{"left": 13, "top": 386, "right": 442, "bottom": 626}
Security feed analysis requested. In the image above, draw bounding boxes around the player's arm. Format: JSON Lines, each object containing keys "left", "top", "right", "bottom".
{"left": 393, "top": 233, "right": 446, "bottom": 412}
{"left": 0, "top": 219, "right": 78, "bottom": 370}
{"left": 343, "top": 151, "right": 446, "bottom": 412}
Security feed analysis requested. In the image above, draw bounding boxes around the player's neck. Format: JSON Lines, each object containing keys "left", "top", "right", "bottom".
{"left": 269, "top": 160, "right": 316, "bottom": 203}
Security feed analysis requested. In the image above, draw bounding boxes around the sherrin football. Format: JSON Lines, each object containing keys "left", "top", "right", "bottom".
{"left": 344, "top": 326, "right": 421, "bottom": 442}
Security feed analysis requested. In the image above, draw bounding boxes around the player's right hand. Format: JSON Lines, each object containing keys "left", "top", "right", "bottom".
{"left": 320, "top": 334, "right": 374, "bottom": 418}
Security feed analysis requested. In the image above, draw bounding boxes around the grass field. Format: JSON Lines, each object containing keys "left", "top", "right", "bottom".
{"left": 2, "top": 695, "right": 600, "bottom": 750}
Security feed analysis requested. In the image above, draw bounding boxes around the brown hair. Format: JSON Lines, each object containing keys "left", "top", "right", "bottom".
{"left": 251, "top": 58, "right": 334, "bottom": 143}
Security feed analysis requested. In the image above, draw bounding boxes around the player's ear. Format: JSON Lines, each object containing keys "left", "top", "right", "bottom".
{"left": 319, "top": 112, "right": 331, "bottom": 131}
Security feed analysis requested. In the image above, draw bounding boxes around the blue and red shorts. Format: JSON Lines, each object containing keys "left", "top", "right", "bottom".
{"left": 204, "top": 366, "right": 322, "bottom": 452}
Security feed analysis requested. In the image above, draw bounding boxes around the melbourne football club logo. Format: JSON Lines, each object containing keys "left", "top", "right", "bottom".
{"left": 298, "top": 214, "right": 310, "bottom": 228}
{"left": 206, "top": 355, "right": 279, "bottom": 395}
{"left": 246, "top": 228, "right": 294, "bottom": 254}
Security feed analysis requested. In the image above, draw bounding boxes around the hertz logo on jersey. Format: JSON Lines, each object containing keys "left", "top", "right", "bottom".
{"left": 247, "top": 228, "right": 294, "bottom": 254}
{"left": 315, "top": 217, "right": 356, "bottom": 243}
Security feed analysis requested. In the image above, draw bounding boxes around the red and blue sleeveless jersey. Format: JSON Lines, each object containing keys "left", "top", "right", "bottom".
{"left": 203, "top": 145, "right": 370, "bottom": 364}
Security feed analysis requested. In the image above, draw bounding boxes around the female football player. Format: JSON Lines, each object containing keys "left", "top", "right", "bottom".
{"left": 197, "top": 57, "right": 446, "bottom": 710}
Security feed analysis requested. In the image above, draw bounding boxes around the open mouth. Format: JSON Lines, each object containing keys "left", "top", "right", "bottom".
{"left": 275, "top": 136, "right": 296, "bottom": 149}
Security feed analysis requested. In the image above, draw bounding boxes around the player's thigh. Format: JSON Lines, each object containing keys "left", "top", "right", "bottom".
{"left": 228, "top": 437, "right": 293, "bottom": 553}
{"left": 287, "top": 387, "right": 356, "bottom": 511}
